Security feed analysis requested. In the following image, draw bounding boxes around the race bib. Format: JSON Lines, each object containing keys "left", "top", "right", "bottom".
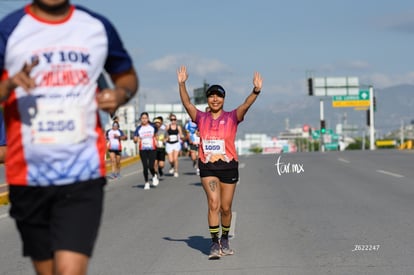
{"left": 31, "top": 105, "right": 87, "bottom": 145}
{"left": 169, "top": 134, "right": 178, "bottom": 142}
{"left": 203, "top": 139, "right": 225, "bottom": 155}
{"left": 141, "top": 138, "right": 153, "bottom": 149}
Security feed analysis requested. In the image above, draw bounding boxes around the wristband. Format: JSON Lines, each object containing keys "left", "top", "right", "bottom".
{"left": 253, "top": 89, "right": 261, "bottom": 95}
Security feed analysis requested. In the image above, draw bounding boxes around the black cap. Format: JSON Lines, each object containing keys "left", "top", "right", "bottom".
{"left": 206, "top": 85, "right": 225, "bottom": 98}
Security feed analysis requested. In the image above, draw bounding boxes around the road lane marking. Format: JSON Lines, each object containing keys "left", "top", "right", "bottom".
{"left": 123, "top": 170, "right": 141, "bottom": 177}
{"left": 237, "top": 163, "right": 245, "bottom": 185}
{"left": 338, "top": 158, "right": 350, "bottom": 163}
{"left": 376, "top": 169, "right": 404, "bottom": 178}
{"left": 230, "top": 211, "right": 237, "bottom": 239}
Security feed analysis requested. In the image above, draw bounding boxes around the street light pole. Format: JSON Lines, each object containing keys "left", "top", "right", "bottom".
{"left": 320, "top": 99, "right": 325, "bottom": 152}
{"left": 369, "top": 86, "right": 375, "bottom": 150}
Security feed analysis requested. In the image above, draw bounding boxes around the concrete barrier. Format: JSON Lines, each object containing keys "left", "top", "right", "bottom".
{"left": 0, "top": 155, "right": 140, "bottom": 206}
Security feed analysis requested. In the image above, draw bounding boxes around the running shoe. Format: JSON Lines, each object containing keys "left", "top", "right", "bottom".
{"left": 174, "top": 172, "right": 179, "bottom": 178}
{"left": 169, "top": 168, "right": 174, "bottom": 174}
{"left": 144, "top": 182, "right": 150, "bottom": 190}
{"left": 220, "top": 238, "right": 234, "bottom": 256}
{"left": 152, "top": 175, "right": 159, "bottom": 187}
{"left": 107, "top": 173, "right": 116, "bottom": 180}
{"left": 208, "top": 242, "right": 221, "bottom": 260}
{"left": 116, "top": 173, "right": 121, "bottom": 179}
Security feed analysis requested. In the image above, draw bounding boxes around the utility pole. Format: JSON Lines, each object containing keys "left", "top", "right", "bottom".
{"left": 369, "top": 86, "right": 375, "bottom": 150}
{"left": 320, "top": 99, "right": 325, "bottom": 152}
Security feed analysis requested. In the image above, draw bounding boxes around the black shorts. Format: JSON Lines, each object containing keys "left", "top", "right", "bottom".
{"left": 8, "top": 178, "right": 106, "bottom": 260}
{"left": 108, "top": 149, "right": 121, "bottom": 156}
{"left": 189, "top": 144, "right": 199, "bottom": 151}
{"left": 199, "top": 168, "right": 239, "bottom": 184}
{"left": 156, "top": 148, "right": 166, "bottom": 161}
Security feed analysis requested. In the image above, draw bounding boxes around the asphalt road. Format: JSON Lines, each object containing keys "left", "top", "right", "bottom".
{"left": 1, "top": 150, "right": 414, "bottom": 274}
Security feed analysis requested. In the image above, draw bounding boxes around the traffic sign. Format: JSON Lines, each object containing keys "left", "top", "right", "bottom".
{"left": 311, "top": 77, "right": 359, "bottom": 96}
{"left": 359, "top": 89, "right": 369, "bottom": 100}
{"left": 311, "top": 129, "right": 334, "bottom": 140}
{"left": 311, "top": 129, "right": 339, "bottom": 151}
{"left": 332, "top": 100, "right": 370, "bottom": 107}
{"left": 332, "top": 90, "right": 370, "bottom": 108}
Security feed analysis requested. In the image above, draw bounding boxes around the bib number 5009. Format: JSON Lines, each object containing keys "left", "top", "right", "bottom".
{"left": 203, "top": 139, "right": 225, "bottom": 155}
{"left": 205, "top": 144, "right": 221, "bottom": 151}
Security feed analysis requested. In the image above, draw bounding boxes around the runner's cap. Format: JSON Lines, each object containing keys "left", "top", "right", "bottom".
{"left": 206, "top": 85, "right": 225, "bottom": 98}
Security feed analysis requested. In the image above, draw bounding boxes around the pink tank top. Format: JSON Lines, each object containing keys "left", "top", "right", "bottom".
{"left": 195, "top": 109, "right": 242, "bottom": 165}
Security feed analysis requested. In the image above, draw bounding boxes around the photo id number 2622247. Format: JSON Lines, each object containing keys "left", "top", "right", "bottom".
{"left": 352, "top": 244, "right": 380, "bottom": 252}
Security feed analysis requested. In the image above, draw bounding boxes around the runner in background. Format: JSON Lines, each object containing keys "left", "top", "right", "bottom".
{"left": 106, "top": 121, "right": 127, "bottom": 179}
{"left": 134, "top": 112, "right": 159, "bottom": 190}
{"left": 153, "top": 116, "right": 166, "bottom": 178}
{"left": 106, "top": 115, "right": 119, "bottom": 140}
{"left": 165, "top": 113, "right": 184, "bottom": 177}
{"left": 184, "top": 117, "right": 200, "bottom": 175}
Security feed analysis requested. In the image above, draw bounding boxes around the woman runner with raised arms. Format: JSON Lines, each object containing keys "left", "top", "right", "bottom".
{"left": 177, "top": 65, "right": 263, "bottom": 259}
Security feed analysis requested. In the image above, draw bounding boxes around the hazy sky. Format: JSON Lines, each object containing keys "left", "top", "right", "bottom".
{"left": 1, "top": 0, "right": 414, "bottom": 119}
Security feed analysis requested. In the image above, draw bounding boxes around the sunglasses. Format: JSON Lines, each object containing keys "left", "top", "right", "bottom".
{"left": 171, "top": 118, "right": 177, "bottom": 121}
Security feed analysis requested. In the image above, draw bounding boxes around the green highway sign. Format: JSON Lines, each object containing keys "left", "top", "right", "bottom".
{"left": 333, "top": 95, "right": 359, "bottom": 101}
{"left": 324, "top": 143, "right": 339, "bottom": 150}
{"left": 332, "top": 89, "right": 370, "bottom": 108}
{"left": 311, "top": 129, "right": 340, "bottom": 151}
{"left": 358, "top": 89, "right": 369, "bottom": 100}
{"left": 311, "top": 129, "right": 334, "bottom": 140}
{"left": 333, "top": 90, "right": 370, "bottom": 101}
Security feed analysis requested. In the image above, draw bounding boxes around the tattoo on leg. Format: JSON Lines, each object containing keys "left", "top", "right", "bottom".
{"left": 209, "top": 180, "right": 217, "bottom": 192}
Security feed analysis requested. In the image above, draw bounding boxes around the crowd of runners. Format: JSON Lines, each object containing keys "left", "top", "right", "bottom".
{"left": 106, "top": 112, "right": 200, "bottom": 190}
{"left": 105, "top": 65, "right": 262, "bottom": 260}
{"left": 0, "top": 1, "right": 262, "bottom": 271}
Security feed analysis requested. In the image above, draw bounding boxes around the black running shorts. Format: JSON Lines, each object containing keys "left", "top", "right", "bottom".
{"left": 108, "top": 149, "right": 121, "bottom": 156}
{"left": 8, "top": 177, "right": 106, "bottom": 260}
{"left": 189, "top": 144, "right": 198, "bottom": 152}
{"left": 199, "top": 168, "right": 239, "bottom": 184}
{"left": 156, "top": 148, "right": 166, "bottom": 161}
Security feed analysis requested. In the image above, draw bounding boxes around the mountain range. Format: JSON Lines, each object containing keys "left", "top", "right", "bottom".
{"left": 237, "top": 84, "right": 414, "bottom": 139}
